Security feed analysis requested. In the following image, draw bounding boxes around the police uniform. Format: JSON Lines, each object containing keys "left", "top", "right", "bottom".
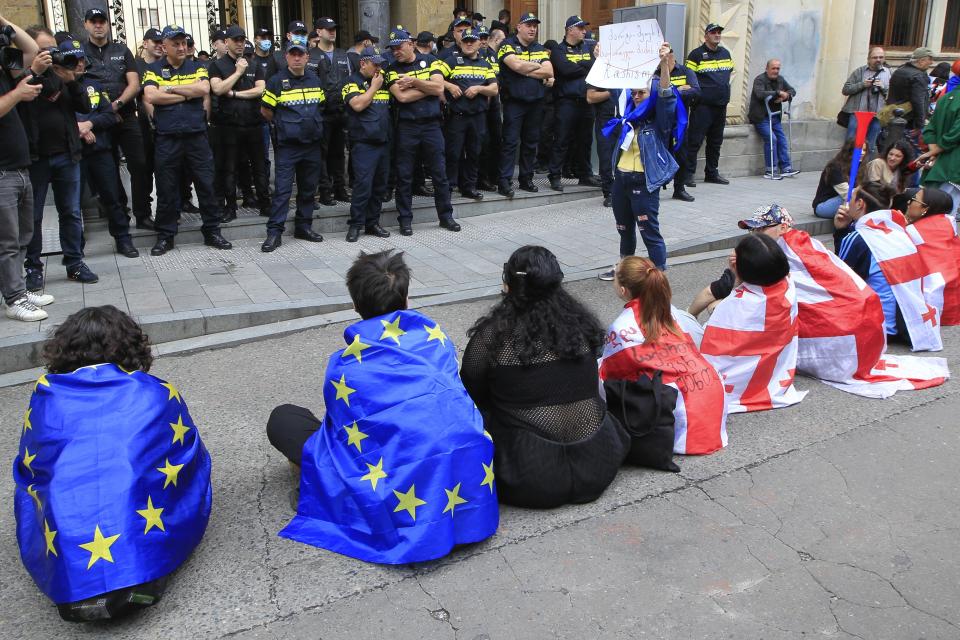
{"left": 341, "top": 51, "right": 391, "bottom": 238}
{"left": 587, "top": 83, "right": 617, "bottom": 202}
{"left": 78, "top": 76, "right": 137, "bottom": 255}
{"left": 308, "top": 18, "right": 354, "bottom": 202}
{"left": 684, "top": 28, "right": 734, "bottom": 183}
{"left": 496, "top": 16, "right": 550, "bottom": 192}
{"left": 384, "top": 30, "right": 458, "bottom": 233}
{"left": 82, "top": 10, "right": 151, "bottom": 226}
{"left": 477, "top": 36, "right": 502, "bottom": 190}
{"left": 260, "top": 58, "right": 326, "bottom": 248}
{"left": 548, "top": 17, "right": 597, "bottom": 189}
{"left": 142, "top": 31, "right": 229, "bottom": 254}
{"left": 253, "top": 40, "right": 280, "bottom": 177}
{"left": 209, "top": 44, "right": 270, "bottom": 218}
{"left": 665, "top": 62, "right": 700, "bottom": 199}
{"left": 438, "top": 30, "right": 496, "bottom": 198}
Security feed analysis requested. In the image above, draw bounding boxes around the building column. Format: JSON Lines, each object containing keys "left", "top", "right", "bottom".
{"left": 813, "top": 0, "right": 869, "bottom": 119}
{"left": 63, "top": 0, "right": 108, "bottom": 39}
{"left": 927, "top": 0, "right": 949, "bottom": 55}
{"left": 392, "top": 0, "right": 453, "bottom": 40}
{"left": 359, "top": 0, "right": 390, "bottom": 42}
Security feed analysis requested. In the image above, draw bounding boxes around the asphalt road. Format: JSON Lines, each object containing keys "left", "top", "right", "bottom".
{"left": 1, "top": 254, "right": 958, "bottom": 639}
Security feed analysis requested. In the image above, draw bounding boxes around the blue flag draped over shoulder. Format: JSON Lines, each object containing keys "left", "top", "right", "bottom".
{"left": 13, "top": 364, "right": 212, "bottom": 604}
{"left": 601, "top": 81, "right": 688, "bottom": 153}
{"left": 280, "top": 309, "right": 499, "bottom": 564}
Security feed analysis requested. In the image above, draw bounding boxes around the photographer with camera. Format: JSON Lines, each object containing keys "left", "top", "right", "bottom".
{"left": 22, "top": 26, "right": 98, "bottom": 290}
{"left": 840, "top": 47, "right": 889, "bottom": 153}
{"left": 0, "top": 14, "right": 58, "bottom": 321}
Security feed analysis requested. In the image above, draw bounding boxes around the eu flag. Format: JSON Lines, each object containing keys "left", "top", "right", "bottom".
{"left": 13, "top": 364, "right": 212, "bottom": 604}
{"left": 280, "top": 309, "right": 499, "bottom": 563}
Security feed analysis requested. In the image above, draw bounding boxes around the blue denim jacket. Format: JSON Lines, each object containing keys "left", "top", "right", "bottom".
{"left": 611, "top": 87, "right": 679, "bottom": 192}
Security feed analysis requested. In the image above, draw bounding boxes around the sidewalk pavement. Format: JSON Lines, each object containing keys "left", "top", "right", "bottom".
{"left": 3, "top": 172, "right": 823, "bottom": 342}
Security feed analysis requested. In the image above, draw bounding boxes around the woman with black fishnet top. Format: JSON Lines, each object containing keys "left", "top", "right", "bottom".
{"left": 460, "top": 246, "right": 629, "bottom": 508}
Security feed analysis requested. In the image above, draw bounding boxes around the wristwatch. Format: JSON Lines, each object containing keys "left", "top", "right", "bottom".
{"left": 115, "top": 98, "right": 125, "bottom": 108}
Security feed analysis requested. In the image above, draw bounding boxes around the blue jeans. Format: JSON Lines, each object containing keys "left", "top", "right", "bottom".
{"left": 755, "top": 117, "right": 792, "bottom": 172}
{"left": 814, "top": 195, "right": 843, "bottom": 219}
{"left": 612, "top": 170, "right": 666, "bottom": 269}
{"left": 26, "top": 153, "right": 84, "bottom": 271}
{"left": 845, "top": 114, "right": 881, "bottom": 154}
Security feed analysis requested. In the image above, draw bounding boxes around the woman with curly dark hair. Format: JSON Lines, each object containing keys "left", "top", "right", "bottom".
{"left": 14, "top": 306, "right": 211, "bottom": 621}
{"left": 461, "top": 246, "right": 629, "bottom": 508}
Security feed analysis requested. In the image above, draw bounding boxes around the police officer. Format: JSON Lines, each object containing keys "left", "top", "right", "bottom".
{"left": 209, "top": 25, "right": 269, "bottom": 220}
{"left": 496, "top": 12, "right": 553, "bottom": 198}
{"left": 274, "top": 20, "right": 310, "bottom": 68}
{"left": 77, "top": 50, "right": 139, "bottom": 258}
{"left": 134, "top": 28, "right": 163, "bottom": 229}
{"left": 347, "top": 30, "right": 379, "bottom": 69}
{"left": 666, "top": 54, "right": 701, "bottom": 202}
{"left": 142, "top": 24, "right": 232, "bottom": 256}
{"left": 342, "top": 47, "right": 391, "bottom": 242}
{"left": 439, "top": 16, "right": 471, "bottom": 58}
{"left": 82, "top": 8, "right": 152, "bottom": 229}
{"left": 310, "top": 17, "right": 352, "bottom": 204}
{"left": 684, "top": 23, "right": 733, "bottom": 187}
{"left": 439, "top": 27, "right": 497, "bottom": 200}
{"left": 548, "top": 15, "right": 599, "bottom": 193}
{"left": 259, "top": 35, "right": 325, "bottom": 252}
{"left": 478, "top": 24, "right": 503, "bottom": 192}
{"left": 586, "top": 82, "right": 616, "bottom": 208}
{"left": 253, "top": 27, "right": 279, "bottom": 181}
{"left": 384, "top": 27, "right": 460, "bottom": 235}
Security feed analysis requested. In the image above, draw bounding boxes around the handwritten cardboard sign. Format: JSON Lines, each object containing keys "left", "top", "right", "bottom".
{"left": 586, "top": 19, "right": 665, "bottom": 89}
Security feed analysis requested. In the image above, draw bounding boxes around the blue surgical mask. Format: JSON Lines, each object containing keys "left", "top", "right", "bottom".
{"left": 258, "top": 39, "right": 272, "bottom": 51}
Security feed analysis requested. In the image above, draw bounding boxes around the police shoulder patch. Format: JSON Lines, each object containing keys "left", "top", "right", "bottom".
{"left": 87, "top": 85, "right": 96, "bottom": 95}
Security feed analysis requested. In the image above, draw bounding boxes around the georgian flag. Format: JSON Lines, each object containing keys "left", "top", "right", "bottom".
{"left": 779, "top": 228, "right": 948, "bottom": 398}
{"left": 700, "top": 277, "right": 808, "bottom": 413}
{"left": 905, "top": 213, "right": 960, "bottom": 326}
{"left": 599, "top": 301, "right": 728, "bottom": 455}
{"left": 856, "top": 210, "right": 944, "bottom": 351}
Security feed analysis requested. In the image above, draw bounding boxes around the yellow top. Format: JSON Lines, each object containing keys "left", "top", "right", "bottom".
{"left": 616, "top": 134, "right": 644, "bottom": 173}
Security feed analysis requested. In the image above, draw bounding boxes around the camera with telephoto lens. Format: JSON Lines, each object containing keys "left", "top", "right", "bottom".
{"left": 44, "top": 46, "right": 79, "bottom": 68}
{"left": 0, "top": 24, "right": 24, "bottom": 71}
{"left": 870, "top": 71, "right": 882, "bottom": 95}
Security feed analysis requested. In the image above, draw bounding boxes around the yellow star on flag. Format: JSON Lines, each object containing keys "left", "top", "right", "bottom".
{"left": 342, "top": 334, "right": 372, "bottom": 363}
{"left": 379, "top": 316, "right": 407, "bottom": 345}
{"left": 481, "top": 461, "right": 495, "bottom": 493}
{"left": 169, "top": 414, "right": 191, "bottom": 446}
{"left": 22, "top": 446, "right": 37, "bottom": 477}
{"left": 161, "top": 381, "right": 182, "bottom": 403}
{"left": 483, "top": 429, "right": 493, "bottom": 441}
{"left": 331, "top": 374, "right": 356, "bottom": 406}
{"left": 26, "top": 484, "right": 42, "bottom": 510}
{"left": 443, "top": 482, "right": 468, "bottom": 516}
{"left": 43, "top": 519, "right": 57, "bottom": 557}
{"left": 393, "top": 484, "right": 427, "bottom": 520}
{"left": 343, "top": 421, "right": 369, "bottom": 452}
{"left": 35, "top": 374, "right": 50, "bottom": 391}
{"left": 360, "top": 457, "right": 387, "bottom": 490}
{"left": 156, "top": 458, "right": 184, "bottom": 489}
{"left": 136, "top": 496, "right": 166, "bottom": 534}
{"left": 425, "top": 323, "right": 447, "bottom": 346}
{"left": 23, "top": 407, "right": 32, "bottom": 433}
{"left": 78, "top": 525, "right": 120, "bottom": 569}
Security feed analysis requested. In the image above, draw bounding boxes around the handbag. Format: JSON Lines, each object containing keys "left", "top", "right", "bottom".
{"left": 603, "top": 371, "right": 680, "bottom": 472}
{"left": 836, "top": 110, "right": 851, "bottom": 128}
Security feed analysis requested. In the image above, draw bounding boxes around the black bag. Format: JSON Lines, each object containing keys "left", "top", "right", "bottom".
{"left": 57, "top": 577, "right": 168, "bottom": 622}
{"left": 836, "top": 110, "right": 851, "bottom": 128}
{"left": 603, "top": 371, "right": 680, "bottom": 472}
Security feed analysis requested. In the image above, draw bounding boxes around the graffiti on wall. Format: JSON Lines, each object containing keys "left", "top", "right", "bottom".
{"left": 749, "top": 7, "right": 821, "bottom": 117}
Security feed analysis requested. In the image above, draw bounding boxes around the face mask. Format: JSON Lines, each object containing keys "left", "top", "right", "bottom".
{"left": 258, "top": 39, "right": 272, "bottom": 51}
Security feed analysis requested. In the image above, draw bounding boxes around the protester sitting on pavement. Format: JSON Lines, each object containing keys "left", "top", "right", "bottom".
{"left": 598, "top": 43, "right": 682, "bottom": 280}
{"left": 699, "top": 233, "right": 807, "bottom": 413}
{"left": 840, "top": 47, "right": 889, "bottom": 153}
{"left": 834, "top": 181, "right": 943, "bottom": 351}
{"left": 271, "top": 250, "right": 498, "bottom": 564}
{"left": 14, "top": 305, "right": 212, "bottom": 621}
{"left": 748, "top": 59, "right": 798, "bottom": 180}
{"left": 599, "top": 256, "right": 728, "bottom": 455}
{"left": 461, "top": 246, "right": 629, "bottom": 509}
{"left": 916, "top": 87, "right": 960, "bottom": 216}
{"left": 812, "top": 140, "right": 857, "bottom": 219}
{"left": 900, "top": 186, "right": 960, "bottom": 327}
{"left": 863, "top": 140, "right": 913, "bottom": 193}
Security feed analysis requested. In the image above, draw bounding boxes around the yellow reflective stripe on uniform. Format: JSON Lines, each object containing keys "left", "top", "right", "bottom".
{"left": 262, "top": 90, "right": 278, "bottom": 107}
{"left": 497, "top": 43, "right": 516, "bottom": 60}
{"left": 435, "top": 59, "right": 452, "bottom": 77}
{"left": 385, "top": 69, "right": 399, "bottom": 83}
{"left": 670, "top": 75, "right": 687, "bottom": 87}
{"left": 564, "top": 53, "right": 591, "bottom": 63}
{"left": 448, "top": 67, "right": 490, "bottom": 80}
{"left": 276, "top": 87, "right": 326, "bottom": 104}
{"left": 692, "top": 59, "right": 734, "bottom": 71}
{"left": 373, "top": 89, "right": 390, "bottom": 103}
{"left": 685, "top": 59, "right": 698, "bottom": 72}
{"left": 528, "top": 50, "right": 549, "bottom": 62}
{"left": 143, "top": 68, "right": 209, "bottom": 87}
{"left": 341, "top": 82, "right": 360, "bottom": 100}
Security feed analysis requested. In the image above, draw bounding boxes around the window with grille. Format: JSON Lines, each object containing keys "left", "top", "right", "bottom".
{"left": 870, "top": 0, "right": 929, "bottom": 49}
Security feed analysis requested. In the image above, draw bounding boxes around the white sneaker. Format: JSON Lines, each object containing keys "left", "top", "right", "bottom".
{"left": 25, "top": 291, "right": 54, "bottom": 307}
{"left": 763, "top": 171, "right": 784, "bottom": 180}
{"left": 781, "top": 169, "right": 800, "bottom": 177}
{"left": 5, "top": 296, "right": 48, "bottom": 322}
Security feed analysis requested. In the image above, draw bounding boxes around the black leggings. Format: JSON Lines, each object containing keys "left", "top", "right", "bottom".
{"left": 266, "top": 404, "right": 321, "bottom": 465}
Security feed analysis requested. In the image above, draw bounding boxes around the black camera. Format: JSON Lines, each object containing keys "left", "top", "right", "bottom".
{"left": 869, "top": 71, "right": 882, "bottom": 95}
{"left": 44, "top": 46, "right": 79, "bottom": 68}
{"left": 0, "top": 24, "right": 23, "bottom": 71}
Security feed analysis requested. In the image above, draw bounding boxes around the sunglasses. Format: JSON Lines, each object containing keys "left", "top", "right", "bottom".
{"left": 909, "top": 196, "right": 928, "bottom": 207}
